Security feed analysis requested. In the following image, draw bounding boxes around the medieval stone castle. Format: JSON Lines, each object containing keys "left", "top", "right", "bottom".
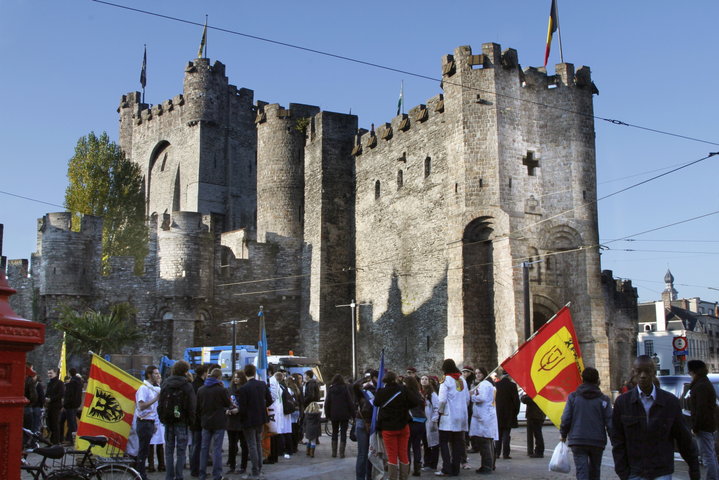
{"left": 5, "top": 43, "right": 638, "bottom": 388}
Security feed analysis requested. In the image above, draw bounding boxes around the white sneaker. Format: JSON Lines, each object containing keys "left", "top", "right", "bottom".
{"left": 283, "top": 453, "right": 291, "bottom": 459}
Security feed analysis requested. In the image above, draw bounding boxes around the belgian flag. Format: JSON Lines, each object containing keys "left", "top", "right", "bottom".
{"left": 543, "top": 0, "right": 559, "bottom": 67}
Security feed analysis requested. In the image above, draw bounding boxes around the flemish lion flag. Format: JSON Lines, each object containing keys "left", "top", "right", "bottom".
{"left": 500, "top": 305, "right": 583, "bottom": 427}
{"left": 75, "top": 354, "right": 143, "bottom": 455}
{"left": 543, "top": 0, "right": 559, "bottom": 67}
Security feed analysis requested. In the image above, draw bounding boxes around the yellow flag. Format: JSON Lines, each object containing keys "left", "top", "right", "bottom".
{"left": 59, "top": 332, "right": 67, "bottom": 380}
{"left": 75, "top": 354, "right": 143, "bottom": 455}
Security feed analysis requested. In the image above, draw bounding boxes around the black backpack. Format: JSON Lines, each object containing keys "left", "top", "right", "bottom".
{"left": 282, "top": 386, "right": 298, "bottom": 415}
{"left": 158, "top": 384, "right": 189, "bottom": 425}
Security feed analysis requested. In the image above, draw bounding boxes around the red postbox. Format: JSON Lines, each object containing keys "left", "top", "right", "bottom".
{"left": 0, "top": 269, "right": 44, "bottom": 480}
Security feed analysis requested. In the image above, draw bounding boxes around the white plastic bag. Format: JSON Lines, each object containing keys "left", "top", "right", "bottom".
{"left": 548, "top": 441, "right": 571, "bottom": 473}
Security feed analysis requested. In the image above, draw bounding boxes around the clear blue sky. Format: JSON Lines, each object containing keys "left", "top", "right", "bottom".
{"left": 1, "top": 1, "right": 717, "bottom": 302}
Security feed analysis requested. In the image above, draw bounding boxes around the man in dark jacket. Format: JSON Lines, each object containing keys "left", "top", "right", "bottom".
{"left": 63, "top": 368, "right": 83, "bottom": 444}
{"left": 197, "top": 368, "right": 231, "bottom": 480}
{"left": 521, "top": 393, "right": 546, "bottom": 458}
{"left": 687, "top": 359, "right": 717, "bottom": 480}
{"left": 494, "top": 369, "right": 519, "bottom": 459}
{"left": 45, "top": 367, "right": 65, "bottom": 445}
{"left": 560, "top": 367, "right": 612, "bottom": 480}
{"left": 237, "top": 363, "right": 273, "bottom": 480}
{"left": 159, "top": 360, "right": 196, "bottom": 480}
{"left": 189, "top": 364, "right": 208, "bottom": 477}
{"left": 611, "top": 355, "right": 700, "bottom": 480}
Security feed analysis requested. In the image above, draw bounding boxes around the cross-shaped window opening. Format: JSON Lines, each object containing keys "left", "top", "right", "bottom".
{"left": 523, "top": 151, "right": 539, "bottom": 176}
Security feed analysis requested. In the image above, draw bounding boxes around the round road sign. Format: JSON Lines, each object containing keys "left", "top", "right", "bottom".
{"left": 672, "top": 336, "right": 687, "bottom": 351}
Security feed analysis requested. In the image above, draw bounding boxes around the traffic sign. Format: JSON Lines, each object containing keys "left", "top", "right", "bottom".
{"left": 672, "top": 336, "right": 688, "bottom": 351}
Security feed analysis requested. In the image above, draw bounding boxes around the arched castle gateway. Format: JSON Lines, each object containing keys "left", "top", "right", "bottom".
{"left": 7, "top": 44, "right": 638, "bottom": 388}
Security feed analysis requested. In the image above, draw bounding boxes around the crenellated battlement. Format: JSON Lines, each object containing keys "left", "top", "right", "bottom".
{"left": 441, "top": 43, "right": 592, "bottom": 92}
{"left": 39, "top": 212, "right": 102, "bottom": 238}
{"left": 355, "top": 93, "right": 444, "bottom": 155}
{"left": 255, "top": 102, "right": 320, "bottom": 126}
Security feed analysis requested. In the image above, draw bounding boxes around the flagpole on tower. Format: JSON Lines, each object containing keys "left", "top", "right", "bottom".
{"left": 555, "top": 0, "right": 565, "bottom": 63}
{"left": 140, "top": 44, "right": 147, "bottom": 104}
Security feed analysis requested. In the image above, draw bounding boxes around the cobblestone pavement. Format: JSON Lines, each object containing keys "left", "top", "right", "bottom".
{"left": 23, "top": 426, "right": 693, "bottom": 479}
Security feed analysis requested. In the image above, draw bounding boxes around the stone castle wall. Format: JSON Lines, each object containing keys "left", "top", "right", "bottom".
{"left": 7, "top": 43, "right": 629, "bottom": 385}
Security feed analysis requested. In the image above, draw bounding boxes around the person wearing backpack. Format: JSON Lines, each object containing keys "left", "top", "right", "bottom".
{"left": 158, "top": 360, "right": 196, "bottom": 480}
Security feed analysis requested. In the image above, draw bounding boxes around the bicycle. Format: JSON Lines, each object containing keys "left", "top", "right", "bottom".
{"left": 64, "top": 434, "right": 141, "bottom": 480}
{"left": 21, "top": 429, "right": 141, "bottom": 480}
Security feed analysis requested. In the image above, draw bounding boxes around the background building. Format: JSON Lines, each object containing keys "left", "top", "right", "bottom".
{"left": 638, "top": 269, "right": 718, "bottom": 374}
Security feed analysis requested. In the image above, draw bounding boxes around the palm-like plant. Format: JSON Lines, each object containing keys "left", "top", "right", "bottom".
{"left": 55, "top": 303, "right": 143, "bottom": 356}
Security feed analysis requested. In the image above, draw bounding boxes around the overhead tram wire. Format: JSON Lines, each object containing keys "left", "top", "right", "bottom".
{"left": 89, "top": 0, "right": 719, "bottom": 147}
{"left": 3, "top": 154, "right": 718, "bottom": 291}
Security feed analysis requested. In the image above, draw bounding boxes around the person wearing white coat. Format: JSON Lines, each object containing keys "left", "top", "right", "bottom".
{"left": 421, "top": 376, "right": 440, "bottom": 472}
{"left": 469, "top": 367, "right": 498, "bottom": 475}
{"left": 269, "top": 372, "right": 293, "bottom": 461}
{"left": 436, "top": 359, "right": 470, "bottom": 477}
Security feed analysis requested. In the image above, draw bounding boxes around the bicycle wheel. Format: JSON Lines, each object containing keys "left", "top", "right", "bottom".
{"left": 95, "top": 463, "right": 142, "bottom": 480}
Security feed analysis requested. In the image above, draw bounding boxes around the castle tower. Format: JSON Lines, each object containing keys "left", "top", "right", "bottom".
{"left": 156, "top": 211, "right": 215, "bottom": 358}
{"left": 118, "top": 58, "right": 257, "bottom": 233}
{"left": 300, "top": 111, "right": 358, "bottom": 374}
{"left": 352, "top": 43, "right": 607, "bottom": 376}
{"left": 256, "top": 103, "right": 320, "bottom": 243}
{"left": 35, "top": 213, "right": 102, "bottom": 296}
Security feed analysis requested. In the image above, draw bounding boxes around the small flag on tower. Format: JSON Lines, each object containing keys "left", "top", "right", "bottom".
{"left": 543, "top": 0, "right": 559, "bottom": 67}
{"left": 396, "top": 81, "right": 404, "bottom": 116}
{"left": 140, "top": 45, "right": 147, "bottom": 89}
{"left": 197, "top": 19, "right": 207, "bottom": 58}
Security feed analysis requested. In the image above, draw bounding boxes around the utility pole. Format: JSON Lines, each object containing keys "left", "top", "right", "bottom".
{"left": 518, "top": 260, "right": 543, "bottom": 342}
{"left": 336, "top": 299, "right": 371, "bottom": 380}
{"left": 220, "top": 318, "right": 248, "bottom": 377}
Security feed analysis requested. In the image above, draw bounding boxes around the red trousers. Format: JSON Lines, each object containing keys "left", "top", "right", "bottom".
{"left": 382, "top": 425, "right": 410, "bottom": 465}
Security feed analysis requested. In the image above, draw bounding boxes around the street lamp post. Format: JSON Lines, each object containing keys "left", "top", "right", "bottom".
{"left": 336, "top": 299, "right": 371, "bottom": 379}
{"left": 221, "top": 318, "right": 248, "bottom": 378}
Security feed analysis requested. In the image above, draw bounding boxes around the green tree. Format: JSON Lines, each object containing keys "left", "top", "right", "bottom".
{"left": 56, "top": 303, "right": 143, "bottom": 356}
{"left": 64, "top": 132, "right": 147, "bottom": 273}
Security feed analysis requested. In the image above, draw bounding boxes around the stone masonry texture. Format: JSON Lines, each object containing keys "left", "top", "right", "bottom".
{"left": 6, "top": 44, "right": 637, "bottom": 390}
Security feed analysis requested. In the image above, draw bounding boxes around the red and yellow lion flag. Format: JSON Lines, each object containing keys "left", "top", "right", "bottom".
{"left": 501, "top": 305, "right": 583, "bottom": 427}
{"left": 75, "top": 354, "right": 143, "bottom": 455}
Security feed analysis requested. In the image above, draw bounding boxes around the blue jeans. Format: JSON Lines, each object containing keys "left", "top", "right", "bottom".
{"left": 199, "top": 429, "right": 225, "bottom": 480}
{"left": 136, "top": 419, "right": 155, "bottom": 480}
{"left": 571, "top": 445, "right": 603, "bottom": 480}
{"left": 164, "top": 424, "right": 189, "bottom": 480}
{"left": 243, "top": 425, "right": 264, "bottom": 477}
{"left": 697, "top": 431, "right": 718, "bottom": 480}
{"left": 355, "top": 418, "right": 371, "bottom": 480}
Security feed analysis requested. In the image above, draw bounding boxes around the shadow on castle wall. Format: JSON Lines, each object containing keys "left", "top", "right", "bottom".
{"left": 356, "top": 270, "right": 448, "bottom": 374}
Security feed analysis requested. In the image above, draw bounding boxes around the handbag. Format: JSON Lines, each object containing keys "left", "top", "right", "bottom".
{"left": 548, "top": 441, "right": 571, "bottom": 474}
{"left": 349, "top": 417, "right": 357, "bottom": 442}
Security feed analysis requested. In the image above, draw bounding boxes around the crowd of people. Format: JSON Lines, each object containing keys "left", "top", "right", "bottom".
{"left": 23, "top": 365, "right": 84, "bottom": 447}
{"left": 22, "top": 354, "right": 715, "bottom": 480}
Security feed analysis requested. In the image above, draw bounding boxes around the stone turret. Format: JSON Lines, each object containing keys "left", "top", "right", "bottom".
{"left": 35, "top": 213, "right": 102, "bottom": 296}
{"left": 256, "top": 103, "right": 319, "bottom": 243}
